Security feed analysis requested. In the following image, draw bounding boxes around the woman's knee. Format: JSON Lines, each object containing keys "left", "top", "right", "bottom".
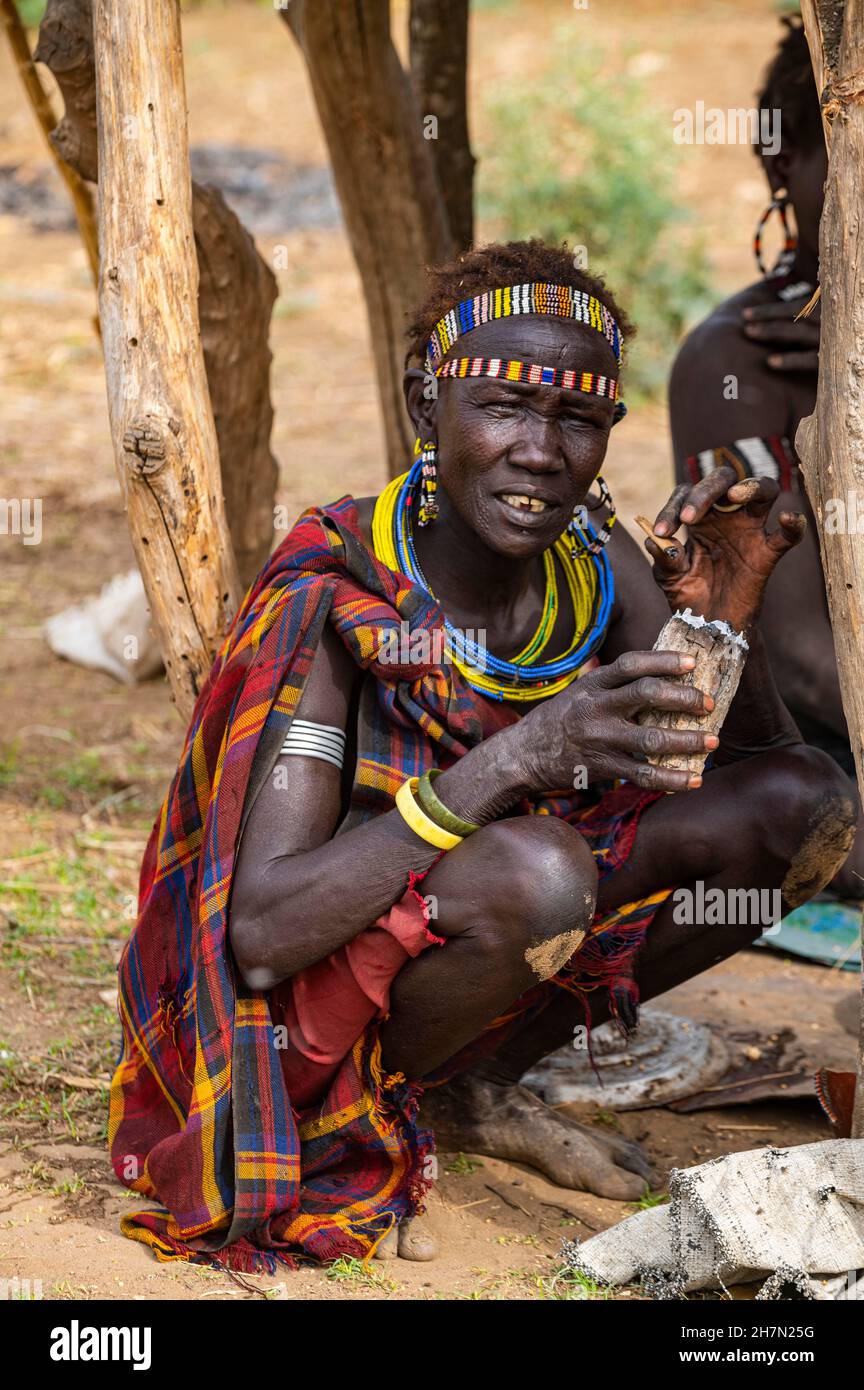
{"left": 748, "top": 745, "right": 858, "bottom": 900}
{"left": 428, "top": 816, "right": 598, "bottom": 979}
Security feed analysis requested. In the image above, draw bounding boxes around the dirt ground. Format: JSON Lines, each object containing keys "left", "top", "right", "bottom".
{"left": 0, "top": 0, "right": 859, "bottom": 1301}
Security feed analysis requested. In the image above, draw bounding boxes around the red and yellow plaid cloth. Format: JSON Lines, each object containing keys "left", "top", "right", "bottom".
{"left": 108, "top": 498, "right": 670, "bottom": 1272}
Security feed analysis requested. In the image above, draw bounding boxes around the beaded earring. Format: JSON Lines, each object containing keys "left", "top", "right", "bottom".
{"left": 417, "top": 440, "right": 439, "bottom": 526}
{"left": 568, "top": 474, "right": 617, "bottom": 558}
{"left": 754, "top": 190, "right": 797, "bottom": 277}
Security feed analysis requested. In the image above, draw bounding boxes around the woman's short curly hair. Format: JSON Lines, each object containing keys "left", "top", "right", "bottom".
{"left": 404, "top": 239, "right": 635, "bottom": 368}
{"left": 755, "top": 16, "right": 822, "bottom": 158}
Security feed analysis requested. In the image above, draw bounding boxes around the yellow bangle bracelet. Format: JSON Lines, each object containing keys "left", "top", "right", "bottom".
{"left": 395, "top": 777, "right": 463, "bottom": 851}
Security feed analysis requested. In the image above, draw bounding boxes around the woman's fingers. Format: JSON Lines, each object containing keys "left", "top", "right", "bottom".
{"left": 611, "top": 674, "right": 714, "bottom": 718}
{"left": 742, "top": 317, "right": 820, "bottom": 347}
{"left": 681, "top": 470, "right": 779, "bottom": 523}
{"left": 652, "top": 483, "right": 691, "bottom": 537}
{"left": 765, "top": 509, "right": 807, "bottom": 555}
{"left": 722, "top": 475, "right": 779, "bottom": 518}
{"left": 595, "top": 650, "right": 699, "bottom": 690}
{"left": 766, "top": 350, "right": 820, "bottom": 373}
{"left": 742, "top": 300, "right": 808, "bottom": 321}
{"left": 625, "top": 722, "right": 719, "bottom": 759}
{"left": 741, "top": 302, "right": 819, "bottom": 370}
{"left": 741, "top": 299, "right": 819, "bottom": 324}
{"left": 609, "top": 758, "right": 702, "bottom": 794}
{"left": 644, "top": 534, "right": 689, "bottom": 576}
{"left": 672, "top": 465, "right": 741, "bottom": 527}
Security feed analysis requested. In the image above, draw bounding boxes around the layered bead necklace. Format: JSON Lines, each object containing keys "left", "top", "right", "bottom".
{"left": 372, "top": 458, "right": 615, "bottom": 702}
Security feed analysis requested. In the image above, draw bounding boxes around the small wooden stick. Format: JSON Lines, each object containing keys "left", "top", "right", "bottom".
{"left": 484, "top": 1183, "right": 532, "bottom": 1217}
{"left": 634, "top": 515, "right": 680, "bottom": 558}
{"left": 796, "top": 284, "right": 821, "bottom": 319}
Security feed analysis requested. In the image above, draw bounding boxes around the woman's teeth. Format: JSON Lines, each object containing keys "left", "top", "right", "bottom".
{"left": 500, "top": 493, "right": 549, "bottom": 513}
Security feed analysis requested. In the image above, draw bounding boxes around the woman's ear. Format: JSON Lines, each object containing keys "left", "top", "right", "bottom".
{"left": 763, "top": 148, "right": 791, "bottom": 197}
{"left": 403, "top": 367, "right": 438, "bottom": 441}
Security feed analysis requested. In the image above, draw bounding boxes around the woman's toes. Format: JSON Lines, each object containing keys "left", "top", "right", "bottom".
{"left": 618, "top": 1148, "right": 656, "bottom": 1183}
{"left": 372, "top": 1223, "right": 400, "bottom": 1261}
{"left": 577, "top": 1154, "right": 647, "bottom": 1203}
{"left": 397, "top": 1215, "right": 439, "bottom": 1261}
{"left": 576, "top": 1123, "right": 656, "bottom": 1182}
{"left": 601, "top": 1136, "right": 656, "bottom": 1183}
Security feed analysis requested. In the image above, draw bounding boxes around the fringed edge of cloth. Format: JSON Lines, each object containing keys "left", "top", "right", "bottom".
{"left": 118, "top": 1031, "right": 436, "bottom": 1273}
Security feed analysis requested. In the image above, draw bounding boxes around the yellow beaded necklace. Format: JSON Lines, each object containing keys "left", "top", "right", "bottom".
{"left": 371, "top": 472, "right": 602, "bottom": 702}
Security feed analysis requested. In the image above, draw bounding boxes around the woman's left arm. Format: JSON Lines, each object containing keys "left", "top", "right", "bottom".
{"left": 644, "top": 469, "right": 803, "bottom": 760}
{"left": 706, "top": 626, "right": 803, "bottom": 763}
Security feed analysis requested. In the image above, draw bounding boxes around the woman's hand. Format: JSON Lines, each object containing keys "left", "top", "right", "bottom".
{"left": 649, "top": 470, "right": 806, "bottom": 632}
{"left": 741, "top": 295, "right": 820, "bottom": 374}
{"left": 513, "top": 650, "right": 718, "bottom": 795}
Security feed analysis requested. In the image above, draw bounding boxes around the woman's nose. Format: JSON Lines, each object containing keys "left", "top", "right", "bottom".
{"left": 506, "top": 416, "right": 564, "bottom": 472}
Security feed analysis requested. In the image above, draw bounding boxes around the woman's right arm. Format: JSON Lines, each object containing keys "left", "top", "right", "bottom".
{"left": 228, "top": 623, "right": 532, "bottom": 990}
{"left": 229, "top": 629, "right": 711, "bottom": 991}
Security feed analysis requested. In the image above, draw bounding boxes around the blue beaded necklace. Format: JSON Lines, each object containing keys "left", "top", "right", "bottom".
{"left": 392, "top": 457, "right": 615, "bottom": 700}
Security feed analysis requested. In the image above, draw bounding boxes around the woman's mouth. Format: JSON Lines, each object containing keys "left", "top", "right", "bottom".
{"left": 500, "top": 492, "right": 549, "bottom": 514}
{"left": 495, "top": 492, "right": 560, "bottom": 526}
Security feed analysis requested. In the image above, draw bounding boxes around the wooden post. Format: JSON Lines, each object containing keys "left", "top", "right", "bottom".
{"left": 798, "top": 0, "right": 864, "bottom": 1138}
{"left": 409, "top": 0, "right": 475, "bottom": 254}
{"left": 36, "top": 0, "right": 279, "bottom": 590}
{"left": 93, "top": 0, "right": 240, "bottom": 718}
{"left": 282, "top": 0, "right": 454, "bottom": 475}
{"left": 191, "top": 184, "right": 279, "bottom": 589}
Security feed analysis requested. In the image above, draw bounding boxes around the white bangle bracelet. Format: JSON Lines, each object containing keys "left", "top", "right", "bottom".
{"left": 279, "top": 718, "right": 346, "bottom": 770}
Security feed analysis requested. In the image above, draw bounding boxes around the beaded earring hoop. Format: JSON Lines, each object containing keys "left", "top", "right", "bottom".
{"left": 568, "top": 474, "right": 617, "bottom": 558}
{"left": 754, "top": 191, "right": 797, "bottom": 278}
{"left": 417, "top": 440, "right": 439, "bottom": 526}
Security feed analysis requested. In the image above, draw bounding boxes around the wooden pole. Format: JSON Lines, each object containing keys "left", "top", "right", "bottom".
{"left": 0, "top": 0, "right": 98, "bottom": 285}
{"left": 93, "top": 0, "right": 240, "bottom": 718}
{"left": 798, "top": 0, "right": 864, "bottom": 1138}
{"left": 282, "top": 0, "right": 453, "bottom": 476}
{"left": 36, "top": 0, "right": 280, "bottom": 590}
{"left": 409, "top": 0, "right": 475, "bottom": 254}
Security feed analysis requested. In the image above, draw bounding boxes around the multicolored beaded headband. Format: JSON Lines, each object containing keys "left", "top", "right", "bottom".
{"left": 424, "top": 282, "right": 624, "bottom": 369}
{"left": 425, "top": 282, "right": 626, "bottom": 420}
{"left": 435, "top": 356, "right": 620, "bottom": 404}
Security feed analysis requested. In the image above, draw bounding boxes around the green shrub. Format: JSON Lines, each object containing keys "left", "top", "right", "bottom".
{"left": 14, "top": 0, "right": 46, "bottom": 25}
{"left": 478, "top": 34, "right": 714, "bottom": 398}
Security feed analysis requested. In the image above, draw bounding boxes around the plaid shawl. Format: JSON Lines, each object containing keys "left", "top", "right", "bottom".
{"left": 108, "top": 497, "right": 668, "bottom": 1272}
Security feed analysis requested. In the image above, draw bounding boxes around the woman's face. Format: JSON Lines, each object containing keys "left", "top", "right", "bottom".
{"left": 784, "top": 140, "right": 828, "bottom": 254}
{"left": 423, "top": 315, "right": 617, "bottom": 560}
{"left": 765, "top": 137, "right": 828, "bottom": 257}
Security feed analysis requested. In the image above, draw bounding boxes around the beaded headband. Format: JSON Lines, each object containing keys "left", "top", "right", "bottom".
{"left": 435, "top": 356, "right": 626, "bottom": 421}
{"left": 435, "top": 356, "right": 618, "bottom": 402}
{"left": 424, "top": 282, "right": 624, "bottom": 370}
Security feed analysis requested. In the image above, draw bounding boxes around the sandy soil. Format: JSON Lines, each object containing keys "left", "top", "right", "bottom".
{"left": 0, "top": 0, "right": 858, "bottom": 1301}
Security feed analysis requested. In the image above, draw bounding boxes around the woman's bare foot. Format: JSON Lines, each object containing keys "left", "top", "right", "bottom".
{"left": 373, "top": 1214, "right": 439, "bottom": 1262}
{"left": 421, "top": 1070, "right": 655, "bottom": 1202}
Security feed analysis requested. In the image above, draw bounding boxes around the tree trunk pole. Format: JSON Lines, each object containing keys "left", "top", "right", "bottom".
{"left": 282, "top": 0, "right": 453, "bottom": 476}
{"left": 36, "top": 0, "right": 280, "bottom": 591}
{"left": 93, "top": 0, "right": 240, "bottom": 718}
{"left": 409, "top": 0, "right": 475, "bottom": 254}
{"left": 798, "top": 0, "right": 864, "bottom": 1138}
{"left": 0, "top": 0, "right": 98, "bottom": 285}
